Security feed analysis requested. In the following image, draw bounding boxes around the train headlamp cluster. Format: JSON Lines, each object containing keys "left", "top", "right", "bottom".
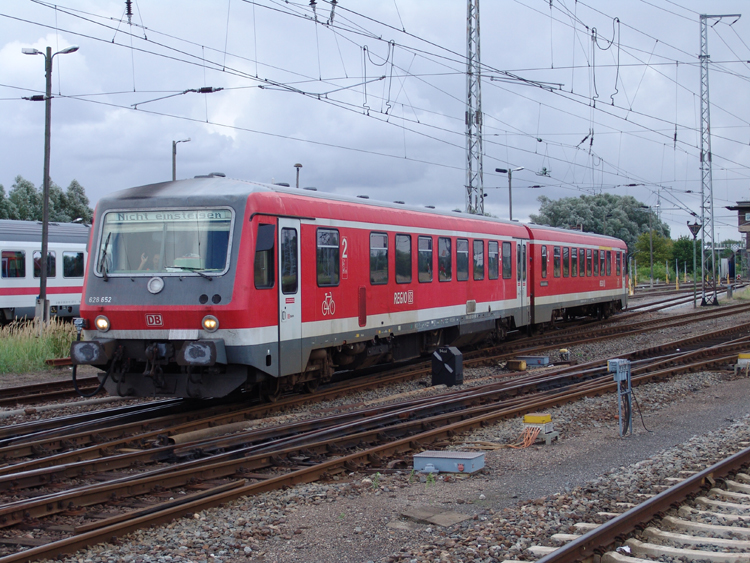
{"left": 202, "top": 315, "right": 219, "bottom": 332}
{"left": 94, "top": 315, "right": 110, "bottom": 332}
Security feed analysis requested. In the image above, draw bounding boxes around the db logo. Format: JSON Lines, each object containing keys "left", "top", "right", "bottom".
{"left": 146, "top": 314, "right": 163, "bottom": 327}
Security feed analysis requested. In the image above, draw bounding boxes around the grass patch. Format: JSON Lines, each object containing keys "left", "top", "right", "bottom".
{"left": 734, "top": 285, "right": 750, "bottom": 301}
{"left": 0, "top": 319, "right": 76, "bottom": 374}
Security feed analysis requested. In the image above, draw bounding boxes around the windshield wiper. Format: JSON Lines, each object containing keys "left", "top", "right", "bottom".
{"left": 99, "top": 232, "right": 111, "bottom": 282}
{"left": 168, "top": 265, "right": 213, "bottom": 280}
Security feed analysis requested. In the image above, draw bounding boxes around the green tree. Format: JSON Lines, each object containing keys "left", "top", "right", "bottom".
{"left": 2, "top": 176, "right": 93, "bottom": 223}
{"left": 64, "top": 180, "right": 93, "bottom": 224}
{"left": 8, "top": 176, "right": 42, "bottom": 221}
{"left": 49, "top": 180, "right": 71, "bottom": 223}
{"left": 0, "top": 185, "right": 18, "bottom": 219}
{"left": 634, "top": 231, "right": 673, "bottom": 271}
{"left": 672, "top": 235, "right": 696, "bottom": 273}
{"left": 529, "top": 193, "right": 670, "bottom": 253}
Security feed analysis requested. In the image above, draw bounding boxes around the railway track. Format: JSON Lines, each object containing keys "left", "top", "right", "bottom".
{"left": 0, "top": 317, "right": 747, "bottom": 561}
{"left": 532, "top": 442, "right": 750, "bottom": 563}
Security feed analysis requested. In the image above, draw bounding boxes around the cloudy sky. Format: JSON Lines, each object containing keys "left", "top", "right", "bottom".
{"left": 1, "top": 0, "right": 749, "bottom": 243}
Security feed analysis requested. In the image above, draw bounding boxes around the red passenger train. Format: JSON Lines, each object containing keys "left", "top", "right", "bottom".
{"left": 71, "top": 176, "right": 628, "bottom": 399}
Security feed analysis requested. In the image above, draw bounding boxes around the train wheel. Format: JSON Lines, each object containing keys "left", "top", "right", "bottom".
{"left": 262, "top": 379, "right": 282, "bottom": 402}
{"left": 303, "top": 378, "right": 320, "bottom": 393}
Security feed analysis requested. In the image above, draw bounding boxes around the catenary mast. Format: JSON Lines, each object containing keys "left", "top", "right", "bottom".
{"left": 465, "top": 0, "right": 484, "bottom": 215}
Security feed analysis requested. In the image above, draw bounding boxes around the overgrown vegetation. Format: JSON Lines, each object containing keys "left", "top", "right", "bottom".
{"left": 0, "top": 319, "right": 76, "bottom": 374}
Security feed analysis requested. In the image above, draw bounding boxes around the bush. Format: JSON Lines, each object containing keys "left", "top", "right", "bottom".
{"left": 0, "top": 319, "right": 76, "bottom": 374}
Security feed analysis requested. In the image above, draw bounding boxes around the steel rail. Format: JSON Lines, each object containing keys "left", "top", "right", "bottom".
{"left": 535, "top": 443, "right": 750, "bottom": 563}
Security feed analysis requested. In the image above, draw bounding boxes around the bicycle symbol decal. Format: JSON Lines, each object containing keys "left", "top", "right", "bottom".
{"left": 322, "top": 292, "right": 336, "bottom": 316}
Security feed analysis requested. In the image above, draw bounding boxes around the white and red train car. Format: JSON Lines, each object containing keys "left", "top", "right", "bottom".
{"left": 0, "top": 220, "right": 88, "bottom": 322}
{"left": 71, "top": 176, "right": 628, "bottom": 399}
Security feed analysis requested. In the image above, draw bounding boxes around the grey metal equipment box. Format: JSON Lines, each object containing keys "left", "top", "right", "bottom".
{"left": 432, "top": 346, "right": 464, "bottom": 387}
{"left": 413, "top": 451, "right": 485, "bottom": 474}
{"left": 516, "top": 355, "right": 550, "bottom": 367}
{"left": 607, "top": 359, "right": 631, "bottom": 382}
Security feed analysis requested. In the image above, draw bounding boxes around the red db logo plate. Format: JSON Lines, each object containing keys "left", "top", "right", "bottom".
{"left": 146, "top": 314, "right": 163, "bottom": 327}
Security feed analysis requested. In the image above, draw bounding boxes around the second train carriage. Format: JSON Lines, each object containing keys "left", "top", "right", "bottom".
{"left": 71, "top": 176, "right": 628, "bottom": 399}
{"left": 0, "top": 220, "right": 89, "bottom": 322}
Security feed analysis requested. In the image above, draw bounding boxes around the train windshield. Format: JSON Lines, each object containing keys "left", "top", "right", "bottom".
{"left": 97, "top": 208, "right": 233, "bottom": 276}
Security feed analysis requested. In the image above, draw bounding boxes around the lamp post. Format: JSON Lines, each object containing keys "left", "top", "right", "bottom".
{"left": 294, "top": 163, "right": 302, "bottom": 188}
{"left": 172, "top": 138, "right": 191, "bottom": 181}
{"left": 495, "top": 167, "right": 524, "bottom": 221}
{"left": 22, "top": 44, "right": 79, "bottom": 324}
{"left": 688, "top": 220, "right": 702, "bottom": 308}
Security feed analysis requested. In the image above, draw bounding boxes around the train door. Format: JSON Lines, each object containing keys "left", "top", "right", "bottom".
{"left": 278, "top": 218, "right": 302, "bottom": 376}
{"left": 515, "top": 239, "right": 530, "bottom": 327}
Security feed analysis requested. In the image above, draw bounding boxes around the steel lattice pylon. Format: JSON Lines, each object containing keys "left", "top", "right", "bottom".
{"left": 465, "top": 0, "right": 484, "bottom": 215}
{"left": 699, "top": 13, "right": 740, "bottom": 305}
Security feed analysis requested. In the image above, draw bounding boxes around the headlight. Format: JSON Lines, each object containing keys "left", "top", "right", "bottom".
{"left": 95, "top": 315, "right": 110, "bottom": 332}
{"left": 202, "top": 315, "right": 219, "bottom": 332}
{"left": 147, "top": 276, "right": 165, "bottom": 294}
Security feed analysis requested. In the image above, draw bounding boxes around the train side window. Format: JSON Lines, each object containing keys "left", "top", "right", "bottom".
{"left": 488, "top": 241, "right": 499, "bottom": 280}
{"left": 571, "top": 248, "right": 578, "bottom": 277}
{"left": 280, "top": 228, "right": 298, "bottom": 294}
{"left": 580, "top": 247, "right": 586, "bottom": 277}
{"left": 473, "top": 240, "right": 484, "bottom": 281}
{"left": 516, "top": 243, "right": 522, "bottom": 282}
{"left": 316, "top": 228, "right": 340, "bottom": 287}
{"left": 457, "top": 239, "right": 469, "bottom": 281}
{"left": 616, "top": 252, "right": 621, "bottom": 276}
{"left": 438, "top": 237, "right": 452, "bottom": 282}
{"left": 586, "top": 249, "right": 592, "bottom": 276}
{"left": 553, "top": 246, "right": 561, "bottom": 277}
{"left": 594, "top": 250, "right": 599, "bottom": 276}
{"left": 254, "top": 224, "right": 275, "bottom": 289}
{"left": 563, "top": 247, "right": 569, "bottom": 277}
{"left": 540, "top": 245, "right": 547, "bottom": 279}
{"left": 33, "top": 251, "right": 56, "bottom": 278}
{"left": 606, "top": 250, "right": 612, "bottom": 276}
{"left": 396, "top": 234, "right": 412, "bottom": 284}
{"left": 1, "top": 250, "right": 26, "bottom": 278}
{"left": 63, "top": 251, "right": 84, "bottom": 278}
{"left": 502, "top": 241, "right": 512, "bottom": 279}
{"left": 418, "top": 236, "right": 433, "bottom": 283}
{"left": 370, "top": 232, "right": 388, "bottom": 285}
{"left": 600, "top": 250, "right": 605, "bottom": 276}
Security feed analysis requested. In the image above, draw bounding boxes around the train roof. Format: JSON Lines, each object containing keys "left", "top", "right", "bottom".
{"left": 99, "top": 176, "right": 528, "bottom": 228}
{"left": 526, "top": 222, "right": 627, "bottom": 248}
{"left": 0, "top": 219, "right": 91, "bottom": 245}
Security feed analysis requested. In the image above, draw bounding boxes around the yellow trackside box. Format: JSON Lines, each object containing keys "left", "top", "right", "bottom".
{"left": 524, "top": 413, "right": 551, "bottom": 424}
{"left": 739, "top": 353, "right": 750, "bottom": 360}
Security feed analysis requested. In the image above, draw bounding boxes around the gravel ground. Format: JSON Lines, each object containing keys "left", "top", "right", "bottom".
{"left": 11, "top": 298, "right": 749, "bottom": 563}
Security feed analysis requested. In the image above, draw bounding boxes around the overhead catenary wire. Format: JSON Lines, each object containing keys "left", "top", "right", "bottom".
{"left": 5, "top": 1, "right": 749, "bottom": 225}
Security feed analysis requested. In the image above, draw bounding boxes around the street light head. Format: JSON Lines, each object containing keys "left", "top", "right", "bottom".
{"left": 495, "top": 168, "right": 508, "bottom": 174}
{"left": 513, "top": 167, "right": 524, "bottom": 172}
{"left": 294, "top": 163, "right": 303, "bottom": 169}
{"left": 58, "top": 45, "right": 79, "bottom": 55}
{"left": 22, "top": 47, "right": 41, "bottom": 55}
